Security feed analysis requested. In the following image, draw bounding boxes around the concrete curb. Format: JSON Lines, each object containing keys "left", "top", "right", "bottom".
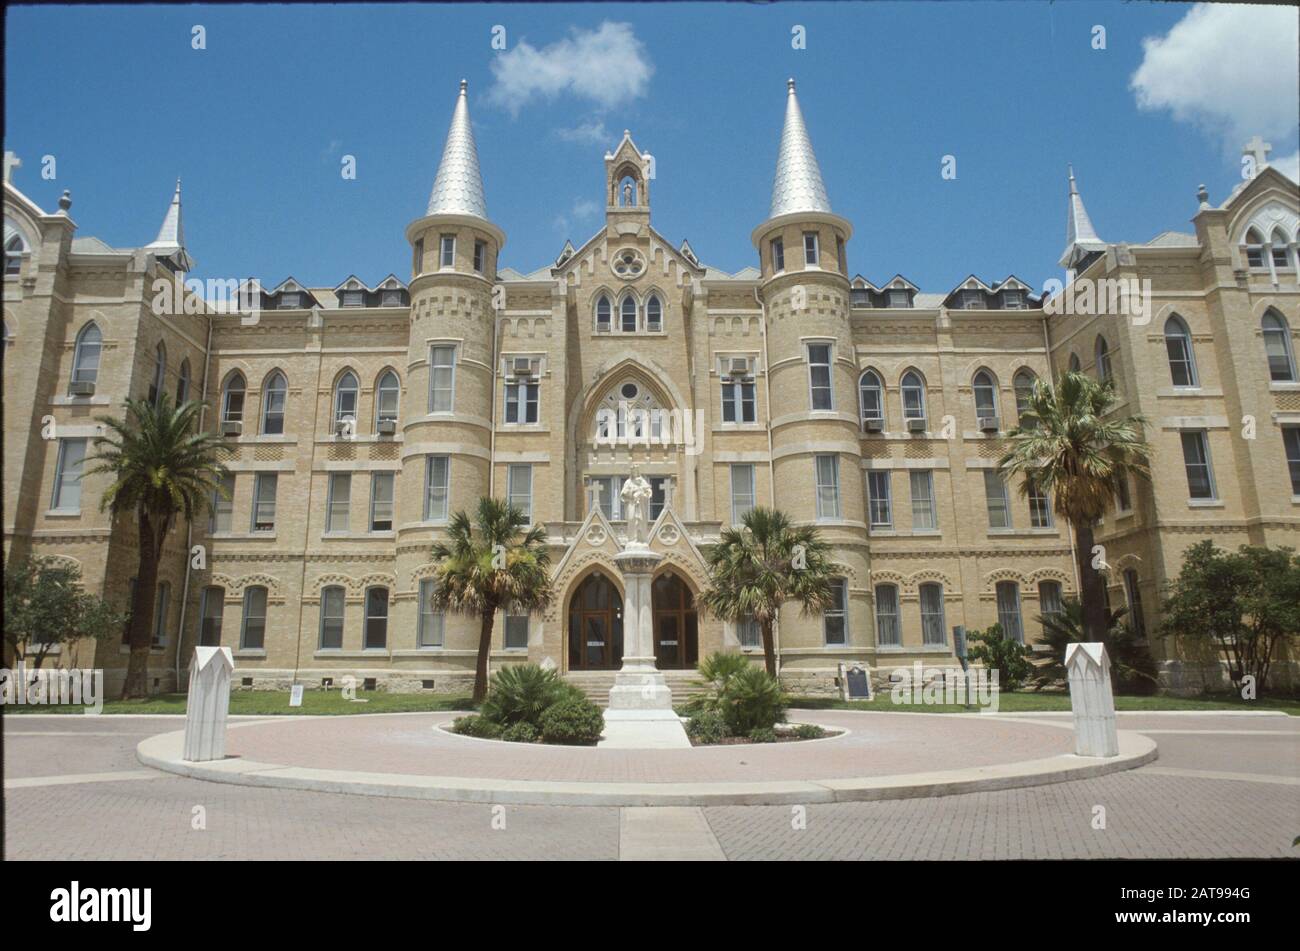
{"left": 135, "top": 722, "right": 1158, "bottom": 807}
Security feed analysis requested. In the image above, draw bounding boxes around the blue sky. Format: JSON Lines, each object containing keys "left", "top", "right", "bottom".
{"left": 5, "top": 3, "right": 1297, "bottom": 293}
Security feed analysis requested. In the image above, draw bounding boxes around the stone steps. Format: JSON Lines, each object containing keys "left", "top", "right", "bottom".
{"left": 564, "top": 670, "right": 711, "bottom": 708}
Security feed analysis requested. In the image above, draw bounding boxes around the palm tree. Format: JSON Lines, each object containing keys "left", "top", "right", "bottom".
{"left": 87, "top": 395, "right": 229, "bottom": 699}
{"left": 428, "top": 497, "right": 553, "bottom": 703}
{"left": 1036, "top": 597, "right": 1158, "bottom": 694}
{"left": 999, "top": 371, "right": 1151, "bottom": 647}
{"left": 699, "top": 506, "right": 836, "bottom": 677}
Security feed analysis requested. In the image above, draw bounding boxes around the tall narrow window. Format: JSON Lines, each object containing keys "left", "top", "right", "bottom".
{"left": 815, "top": 454, "right": 840, "bottom": 520}
{"left": 507, "top": 464, "right": 533, "bottom": 519}
{"left": 1028, "top": 475, "right": 1053, "bottom": 528}
{"left": 1270, "top": 231, "right": 1290, "bottom": 268}
{"left": 473, "top": 240, "right": 486, "bottom": 274}
{"left": 645, "top": 295, "right": 662, "bottom": 332}
{"left": 504, "top": 378, "right": 540, "bottom": 424}
{"left": 596, "top": 295, "right": 612, "bottom": 333}
{"left": 176, "top": 358, "right": 190, "bottom": 404}
{"left": 375, "top": 370, "right": 400, "bottom": 428}
{"left": 240, "top": 586, "right": 267, "bottom": 650}
{"left": 319, "top": 586, "right": 345, "bottom": 649}
{"left": 887, "top": 289, "right": 909, "bottom": 308}
{"left": 737, "top": 615, "right": 760, "bottom": 649}
{"left": 1244, "top": 228, "right": 1266, "bottom": 268}
{"left": 1180, "top": 430, "right": 1216, "bottom": 500}
{"left": 984, "top": 470, "right": 1011, "bottom": 528}
{"left": 1284, "top": 426, "right": 1300, "bottom": 495}
{"left": 1037, "top": 581, "right": 1064, "bottom": 623}
{"left": 803, "top": 231, "right": 819, "bottom": 266}
{"left": 1164, "top": 316, "right": 1198, "bottom": 387}
{"left": 425, "top": 455, "right": 450, "bottom": 520}
{"left": 859, "top": 370, "right": 884, "bottom": 427}
{"left": 71, "top": 323, "right": 102, "bottom": 388}
{"left": 429, "top": 346, "right": 455, "bottom": 412}
{"left": 807, "top": 343, "right": 834, "bottom": 410}
{"left": 150, "top": 342, "right": 166, "bottom": 406}
{"left": 919, "top": 583, "right": 946, "bottom": 646}
{"left": 1068, "top": 353, "right": 1081, "bottom": 373}
{"left": 867, "top": 471, "right": 892, "bottom": 529}
{"left": 1094, "top": 335, "right": 1113, "bottom": 384}
{"left": 620, "top": 295, "right": 637, "bottom": 333}
{"left": 4, "top": 232, "right": 26, "bottom": 275}
{"left": 334, "top": 371, "right": 359, "bottom": 429}
{"left": 771, "top": 237, "right": 784, "bottom": 272}
{"left": 504, "top": 611, "right": 529, "bottom": 650}
{"left": 326, "top": 473, "right": 350, "bottom": 533}
{"left": 261, "top": 372, "right": 287, "bottom": 434}
{"left": 252, "top": 473, "right": 277, "bottom": 532}
{"left": 364, "top": 587, "right": 389, "bottom": 649}
{"left": 973, "top": 369, "right": 998, "bottom": 420}
{"left": 995, "top": 580, "right": 1023, "bottom": 643}
{"left": 152, "top": 582, "right": 170, "bottom": 647}
{"left": 51, "top": 438, "right": 87, "bottom": 511}
{"left": 874, "top": 584, "right": 900, "bottom": 646}
{"left": 417, "top": 578, "right": 444, "bottom": 647}
{"left": 199, "top": 586, "right": 224, "bottom": 646}
{"left": 901, "top": 370, "right": 926, "bottom": 420}
{"left": 222, "top": 373, "right": 245, "bottom": 424}
{"left": 823, "top": 578, "right": 847, "bottom": 645}
{"left": 369, "top": 472, "right": 394, "bottom": 532}
{"left": 440, "top": 234, "right": 455, "bottom": 268}
{"left": 1115, "top": 472, "right": 1133, "bottom": 513}
{"left": 1262, "top": 311, "right": 1297, "bottom": 382}
{"left": 1123, "top": 569, "right": 1146, "bottom": 637}
{"left": 210, "top": 473, "right": 235, "bottom": 533}
{"left": 1013, "top": 370, "right": 1036, "bottom": 425}
{"left": 721, "top": 367, "right": 756, "bottom": 423}
{"left": 730, "top": 464, "right": 755, "bottom": 524}
{"left": 910, "top": 470, "right": 936, "bottom": 530}
{"left": 413, "top": 237, "right": 424, "bottom": 275}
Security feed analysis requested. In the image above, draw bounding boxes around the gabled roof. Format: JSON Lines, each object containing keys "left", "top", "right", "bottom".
{"left": 332, "top": 274, "right": 371, "bottom": 293}
{"left": 880, "top": 274, "right": 919, "bottom": 292}
{"left": 990, "top": 275, "right": 1034, "bottom": 293}
{"left": 850, "top": 274, "right": 878, "bottom": 291}
{"left": 267, "top": 277, "right": 320, "bottom": 306}
{"left": 373, "top": 273, "right": 407, "bottom": 290}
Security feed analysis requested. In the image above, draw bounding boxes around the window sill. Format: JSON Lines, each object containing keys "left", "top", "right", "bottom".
{"left": 234, "top": 649, "right": 267, "bottom": 659}
{"left": 1269, "top": 381, "right": 1300, "bottom": 391}
{"left": 868, "top": 527, "right": 895, "bottom": 536}
{"left": 45, "top": 509, "right": 82, "bottom": 518}
{"left": 235, "top": 435, "right": 296, "bottom": 444}
{"left": 1114, "top": 509, "right": 1135, "bottom": 521}
{"left": 1187, "top": 499, "right": 1224, "bottom": 508}
{"left": 365, "top": 530, "right": 396, "bottom": 538}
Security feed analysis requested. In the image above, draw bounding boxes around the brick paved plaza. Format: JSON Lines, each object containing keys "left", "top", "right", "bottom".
{"left": 5, "top": 712, "right": 1296, "bottom": 860}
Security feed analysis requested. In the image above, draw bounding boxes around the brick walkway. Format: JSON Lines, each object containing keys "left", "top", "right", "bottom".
{"left": 4, "top": 713, "right": 1297, "bottom": 859}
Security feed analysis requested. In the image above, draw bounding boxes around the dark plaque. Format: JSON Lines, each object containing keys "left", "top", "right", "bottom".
{"left": 845, "top": 665, "right": 870, "bottom": 699}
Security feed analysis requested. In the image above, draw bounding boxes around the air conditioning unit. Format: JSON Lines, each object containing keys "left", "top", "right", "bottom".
{"left": 377, "top": 419, "right": 397, "bottom": 435}
{"left": 906, "top": 417, "right": 927, "bottom": 433}
{"left": 335, "top": 418, "right": 355, "bottom": 437}
{"left": 863, "top": 418, "right": 884, "bottom": 432}
{"left": 221, "top": 420, "right": 242, "bottom": 436}
{"left": 512, "top": 357, "right": 534, "bottom": 376}
{"left": 69, "top": 381, "right": 95, "bottom": 397}
{"left": 727, "top": 357, "right": 750, "bottom": 377}
{"left": 978, "top": 416, "right": 1001, "bottom": 433}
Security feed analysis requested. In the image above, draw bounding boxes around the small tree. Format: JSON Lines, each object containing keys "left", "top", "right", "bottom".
{"left": 1159, "top": 541, "right": 1300, "bottom": 694}
{"left": 3, "top": 555, "right": 124, "bottom": 674}
{"left": 966, "top": 623, "right": 1034, "bottom": 691}
{"left": 1036, "top": 597, "right": 1158, "bottom": 694}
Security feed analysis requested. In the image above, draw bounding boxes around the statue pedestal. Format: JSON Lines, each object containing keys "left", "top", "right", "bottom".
{"left": 1065, "top": 642, "right": 1119, "bottom": 758}
{"left": 183, "top": 646, "right": 234, "bottom": 762}
{"left": 602, "top": 545, "right": 689, "bottom": 748}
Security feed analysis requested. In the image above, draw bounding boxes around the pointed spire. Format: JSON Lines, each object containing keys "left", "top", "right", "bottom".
{"left": 768, "top": 78, "right": 833, "bottom": 218}
{"left": 426, "top": 79, "right": 488, "bottom": 219}
{"left": 144, "top": 178, "right": 194, "bottom": 272}
{"left": 1060, "top": 165, "right": 1105, "bottom": 268}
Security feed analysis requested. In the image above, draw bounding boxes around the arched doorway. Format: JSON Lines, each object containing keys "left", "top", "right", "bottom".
{"left": 652, "top": 572, "right": 698, "bottom": 669}
{"left": 568, "top": 572, "right": 623, "bottom": 671}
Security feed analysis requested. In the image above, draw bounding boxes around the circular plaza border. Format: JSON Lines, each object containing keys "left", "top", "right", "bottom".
{"left": 136, "top": 710, "right": 1157, "bottom": 807}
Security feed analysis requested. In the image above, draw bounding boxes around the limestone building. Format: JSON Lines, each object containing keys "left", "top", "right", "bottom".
{"left": 4, "top": 81, "right": 1298, "bottom": 695}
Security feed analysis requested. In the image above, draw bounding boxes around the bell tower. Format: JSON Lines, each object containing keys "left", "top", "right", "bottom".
{"left": 605, "top": 131, "right": 651, "bottom": 236}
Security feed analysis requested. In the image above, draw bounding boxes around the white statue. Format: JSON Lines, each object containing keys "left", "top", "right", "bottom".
{"left": 621, "top": 467, "right": 653, "bottom": 544}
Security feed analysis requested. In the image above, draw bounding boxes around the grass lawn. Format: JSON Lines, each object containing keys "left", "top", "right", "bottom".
{"left": 6, "top": 689, "right": 473, "bottom": 716}
{"left": 789, "top": 692, "right": 1300, "bottom": 717}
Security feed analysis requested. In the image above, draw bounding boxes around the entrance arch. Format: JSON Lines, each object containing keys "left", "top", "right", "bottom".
{"left": 568, "top": 571, "right": 624, "bottom": 671}
{"left": 651, "top": 571, "right": 698, "bottom": 669}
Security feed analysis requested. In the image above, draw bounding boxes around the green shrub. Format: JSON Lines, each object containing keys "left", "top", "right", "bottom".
{"left": 480, "top": 664, "right": 566, "bottom": 728}
{"left": 685, "top": 710, "right": 728, "bottom": 744}
{"left": 747, "top": 726, "right": 777, "bottom": 743}
{"left": 539, "top": 696, "right": 605, "bottom": 745}
{"left": 501, "top": 721, "right": 539, "bottom": 743}
{"left": 790, "top": 723, "right": 826, "bottom": 740}
{"left": 675, "top": 695, "right": 713, "bottom": 719}
{"left": 717, "top": 665, "right": 786, "bottom": 735}
{"left": 450, "top": 714, "right": 502, "bottom": 739}
{"left": 697, "top": 651, "right": 752, "bottom": 688}
{"left": 967, "top": 623, "right": 1034, "bottom": 691}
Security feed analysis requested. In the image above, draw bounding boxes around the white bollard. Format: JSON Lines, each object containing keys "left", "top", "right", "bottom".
{"left": 1065, "top": 642, "right": 1119, "bottom": 757}
{"left": 183, "top": 646, "right": 234, "bottom": 762}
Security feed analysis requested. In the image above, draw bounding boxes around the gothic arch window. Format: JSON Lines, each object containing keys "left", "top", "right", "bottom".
{"left": 1013, "top": 369, "right": 1037, "bottom": 425}
{"left": 1094, "top": 334, "right": 1113, "bottom": 385}
{"left": 645, "top": 293, "right": 663, "bottom": 332}
{"left": 972, "top": 369, "right": 999, "bottom": 419}
{"left": 4, "top": 233, "right": 26, "bottom": 275}
{"left": 592, "top": 378, "right": 668, "bottom": 443}
{"left": 176, "top": 358, "right": 191, "bottom": 404}
{"left": 150, "top": 341, "right": 166, "bottom": 406}
{"left": 71, "top": 322, "right": 102, "bottom": 388}
{"left": 1262, "top": 309, "right": 1297, "bottom": 382}
{"left": 375, "top": 369, "right": 400, "bottom": 428}
{"left": 619, "top": 293, "right": 638, "bottom": 333}
{"left": 222, "top": 371, "right": 246, "bottom": 424}
{"left": 1164, "top": 315, "right": 1198, "bottom": 388}
{"left": 261, "top": 371, "right": 287, "bottom": 434}
{"left": 1244, "top": 228, "right": 1266, "bottom": 268}
{"left": 333, "top": 370, "right": 359, "bottom": 428}
{"left": 1269, "top": 228, "right": 1292, "bottom": 269}
{"left": 900, "top": 369, "right": 926, "bottom": 420}
{"left": 595, "top": 294, "right": 612, "bottom": 333}
{"left": 858, "top": 369, "right": 884, "bottom": 426}
{"left": 1067, "top": 352, "right": 1081, "bottom": 374}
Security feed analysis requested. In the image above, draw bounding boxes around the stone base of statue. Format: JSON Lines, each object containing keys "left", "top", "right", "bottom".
{"left": 1065, "top": 642, "right": 1119, "bottom": 758}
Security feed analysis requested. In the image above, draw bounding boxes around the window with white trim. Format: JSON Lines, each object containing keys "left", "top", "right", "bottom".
{"left": 1028, "top": 475, "right": 1053, "bottom": 528}
{"left": 369, "top": 472, "right": 394, "bottom": 532}
{"left": 252, "top": 473, "right": 277, "bottom": 532}
{"left": 595, "top": 295, "right": 612, "bottom": 333}
{"left": 803, "top": 231, "right": 819, "bottom": 266}
{"left": 984, "top": 470, "right": 1011, "bottom": 529}
{"left": 319, "top": 586, "right": 345, "bottom": 650}
{"left": 910, "top": 470, "right": 936, "bottom": 530}
{"left": 507, "top": 464, "right": 533, "bottom": 519}
{"left": 424, "top": 455, "right": 450, "bottom": 520}
{"left": 418, "top": 578, "right": 444, "bottom": 647}
{"left": 996, "top": 580, "right": 1023, "bottom": 643}
{"left": 504, "top": 377, "right": 539, "bottom": 424}
{"left": 199, "top": 586, "right": 224, "bottom": 646}
{"left": 867, "top": 471, "right": 892, "bottom": 529}
{"left": 815, "top": 454, "right": 840, "bottom": 520}
{"left": 1284, "top": 426, "right": 1300, "bottom": 495}
{"left": 222, "top": 373, "right": 245, "bottom": 423}
{"left": 71, "top": 323, "right": 102, "bottom": 388}
{"left": 334, "top": 371, "right": 359, "bottom": 429}
{"left": 807, "top": 343, "right": 833, "bottom": 410}
{"left": 375, "top": 370, "right": 400, "bottom": 428}
{"left": 771, "top": 237, "right": 784, "bottom": 272}
{"left": 440, "top": 235, "right": 455, "bottom": 268}
{"left": 210, "top": 473, "right": 235, "bottom": 533}
{"left": 429, "top": 345, "right": 456, "bottom": 412}
{"left": 859, "top": 370, "right": 884, "bottom": 426}
{"left": 1263, "top": 310, "right": 1297, "bottom": 382}
{"left": 261, "top": 372, "right": 287, "bottom": 434}
{"left": 721, "top": 367, "right": 756, "bottom": 423}
{"left": 823, "top": 578, "right": 847, "bottom": 645}
{"left": 1180, "top": 430, "right": 1216, "bottom": 500}
{"left": 51, "top": 438, "right": 87, "bottom": 511}
{"left": 240, "top": 586, "right": 267, "bottom": 649}
{"left": 875, "top": 584, "right": 900, "bottom": 646}
{"left": 730, "top": 464, "right": 755, "bottom": 524}
{"left": 1164, "top": 316, "right": 1198, "bottom": 388}
{"left": 504, "top": 611, "right": 529, "bottom": 650}
{"left": 919, "top": 582, "right": 946, "bottom": 646}
{"left": 901, "top": 370, "right": 926, "bottom": 420}
{"left": 364, "top": 587, "right": 389, "bottom": 649}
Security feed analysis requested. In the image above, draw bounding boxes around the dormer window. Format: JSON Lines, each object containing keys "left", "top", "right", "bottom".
{"left": 440, "top": 235, "right": 455, "bottom": 268}
{"left": 961, "top": 290, "right": 983, "bottom": 310}
{"left": 887, "top": 289, "right": 909, "bottom": 308}
{"left": 1003, "top": 290, "right": 1025, "bottom": 310}
{"left": 850, "top": 288, "right": 871, "bottom": 307}
{"left": 279, "top": 292, "right": 300, "bottom": 309}
{"left": 803, "top": 232, "right": 819, "bottom": 266}
{"left": 771, "top": 238, "right": 785, "bottom": 273}
{"left": 473, "top": 240, "right": 486, "bottom": 274}
{"left": 382, "top": 289, "right": 402, "bottom": 307}
{"left": 342, "top": 290, "right": 364, "bottom": 307}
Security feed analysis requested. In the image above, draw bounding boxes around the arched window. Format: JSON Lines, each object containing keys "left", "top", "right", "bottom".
{"left": 4, "top": 233, "right": 26, "bottom": 275}
{"left": 364, "top": 586, "right": 389, "bottom": 650}
{"left": 1270, "top": 229, "right": 1291, "bottom": 269}
{"left": 261, "top": 371, "right": 287, "bottom": 434}
{"left": 595, "top": 294, "right": 612, "bottom": 333}
{"left": 333, "top": 370, "right": 359, "bottom": 429}
{"left": 1013, "top": 370, "right": 1036, "bottom": 424}
{"left": 1263, "top": 310, "right": 1297, "bottom": 382}
{"left": 198, "top": 586, "right": 224, "bottom": 646}
{"left": 874, "top": 583, "right": 900, "bottom": 646}
{"left": 240, "top": 586, "right": 267, "bottom": 650}
{"left": 620, "top": 294, "right": 637, "bottom": 333}
{"left": 150, "top": 342, "right": 166, "bottom": 406}
{"left": 1094, "top": 335, "right": 1113, "bottom": 385}
{"left": 222, "top": 372, "right": 246, "bottom": 423}
{"left": 319, "top": 585, "right": 345, "bottom": 650}
{"left": 645, "top": 294, "right": 662, "bottom": 332}
{"left": 973, "top": 369, "right": 999, "bottom": 420}
{"left": 375, "top": 370, "right": 400, "bottom": 428}
{"left": 70, "top": 322, "right": 102, "bottom": 389}
{"left": 1164, "top": 316, "right": 1198, "bottom": 387}
{"left": 995, "top": 580, "right": 1024, "bottom": 643}
{"left": 919, "top": 582, "right": 946, "bottom": 646}
{"left": 1067, "top": 352, "right": 1081, "bottom": 373}
{"left": 858, "top": 370, "right": 884, "bottom": 426}
{"left": 176, "top": 358, "right": 190, "bottom": 404}
{"left": 900, "top": 370, "right": 926, "bottom": 420}
{"left": 618, "top": 175, "right": 639, "bottom": 207}
{"left": 1244, "top": 228, "right": 1266, "bottom": 268}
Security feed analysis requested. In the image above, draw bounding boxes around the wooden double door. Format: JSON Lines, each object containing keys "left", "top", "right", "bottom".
{"left": 567, "top": 570, "right": 698, "bottom": 671}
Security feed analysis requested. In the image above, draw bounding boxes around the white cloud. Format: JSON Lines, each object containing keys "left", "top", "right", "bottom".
{"left": 487, "top": 22, "right": 653, "bottom": 117}
{"left": 556, "top": 119, "right": 610, "bottom": 144}
{"left": 1274, "top": 151, "right": 1300, "bottom": 184}
{"left": 1131, "top": 4, "right": 1299, "bottom": 159}
{"left": 552, "top": 197, "right": 602, "bottom": 235}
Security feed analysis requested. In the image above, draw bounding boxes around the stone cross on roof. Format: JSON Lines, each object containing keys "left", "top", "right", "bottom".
{"left": 1243, "top": 136, "right": 1272, "bottom": 171}
{"left": 3, "top": 151, "right": 20, "bottom": 184}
